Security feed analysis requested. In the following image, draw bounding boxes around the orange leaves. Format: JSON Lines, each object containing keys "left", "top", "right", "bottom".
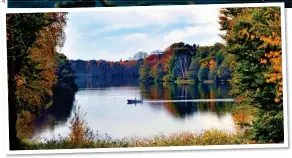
{"left": 261, "top": 37, "right": 282, "bottom": 101}
{"left": 209, "top": 59, "right": 216, "bottom": 65}
{"left": 274, "top": 98, "right": 280, "bottom": 103}
{"left": 119, "top": 60, "right": 137, "bottom": 67}
{"left": 144, "top": 54, "right": 162, "bottom": 67}
{"left": 260, "top": 58, "right": 267, "bottom": 64}
{"left": 70, "top": 119, "right": 86, "bottom": 145}
{"left": 209, "top": 59, "right": 216, "bottom": 71}
{"left": 16, "top": 110, "right": 35, "bottom": 139}
{"left": 14, "top": 74, "right": 25, "bottom": 86}
{"left": 260, "top": 35, "right": 281, "bottom": 48}
{"left": 254, "top": 9, "right": 283, "bottom": 103}
{"left": 235, "top": 96, "right": 245, "bottom": 103}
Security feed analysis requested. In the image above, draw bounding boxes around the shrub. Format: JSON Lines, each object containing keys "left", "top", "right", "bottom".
{"left": 251, "top": 112, "right": 284, "bottom": 143}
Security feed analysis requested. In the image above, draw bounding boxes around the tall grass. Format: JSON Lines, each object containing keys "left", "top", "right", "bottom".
{"left": 20, "top": 104, "right": 260, "bottom": 150}
{"left": 23, "top": 129, "right": 257, "bottom": 150}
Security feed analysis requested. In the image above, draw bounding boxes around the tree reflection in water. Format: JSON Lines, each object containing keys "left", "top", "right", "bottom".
{"left": 139, "top": 82, "right": 233, "bottom": 119}
{"left": 21, "top": 80, "right": 234, "bottom": 140}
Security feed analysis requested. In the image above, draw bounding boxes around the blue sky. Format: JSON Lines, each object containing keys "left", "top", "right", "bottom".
{"left": 61, "top": 7, "right": 224, "bottom": 61}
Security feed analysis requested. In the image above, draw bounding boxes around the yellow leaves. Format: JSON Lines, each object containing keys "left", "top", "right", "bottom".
{"left": 200, "top": 61, "right": 208, "bottom": 67}
{"left": 279, "top": 87, "right": 283, "bottom": 93}
{"left": 260, "top": 58, "right": 267, "bottom": 64}
{"left": 274, "top": 98, "right": 280, "bottom": 103}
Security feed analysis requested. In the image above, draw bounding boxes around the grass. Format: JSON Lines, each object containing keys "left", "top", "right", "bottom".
{"left": 21, "top": 129, "right": 256, "bottom": 150}
{"left": 18, "top": 105, "right": 260, "bottom": 150}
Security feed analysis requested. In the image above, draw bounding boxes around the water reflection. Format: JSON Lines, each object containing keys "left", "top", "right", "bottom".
{"left": 32, "top": 88, "right": 76, "bottom": 138}
{"left": 139, "top": 82, "right": 233, "bottom": 119}
{"left": 29, "top": 80, "right": 236, "bottom": 140}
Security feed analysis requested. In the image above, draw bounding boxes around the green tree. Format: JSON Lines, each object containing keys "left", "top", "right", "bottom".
{"left": 186, "top": 58, "right": 200, "bottom": 81}
{"left": 153, "top": 63, "right": 165, "bottom": 82}
{"left": 139, "top": 62, "right": 151, "bottom": 82}
{"left": 198, "top": 65, "right": 209, "bottom": 82}
{"left": 219, "top": 7, "right": 283, "bottom": 142}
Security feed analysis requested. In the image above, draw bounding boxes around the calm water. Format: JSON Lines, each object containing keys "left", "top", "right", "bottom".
{"left": 31, "top": 82, "right": 236, "bottom": 140}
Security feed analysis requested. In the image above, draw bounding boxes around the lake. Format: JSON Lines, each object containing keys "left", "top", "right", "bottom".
{"left": 31, "top": 81, "right": 236, "bottom": 140}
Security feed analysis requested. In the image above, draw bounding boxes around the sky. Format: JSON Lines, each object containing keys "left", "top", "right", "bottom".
{"left": 61, "top": 7, "right": 224, "bottom": 61}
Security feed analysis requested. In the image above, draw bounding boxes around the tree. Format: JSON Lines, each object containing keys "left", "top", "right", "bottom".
{"left": 153, "top": 63, "right": 165, "bottom": 82}
{"left": 139, "top": 62, "right": 151, "bottom": 82}
{"left": 208, "top": 59, "right": 217, "bottom": 81}
{"left": 186, "top": 58, "right": 200, "bottom": 81}
{"left": 7, "top": 13, "right": 50, "bottom": 150}
{"left": 150, "top": 50, "right": 163, "bottom": 55}
{"left": 133, "top": 51, "right": 149, "bottom": 60}
{"left": 6, "top": 13, "right": 68, "bottom": 149}
{"left": 217, "top": 65, "right": 231, "bottom": 81}
{"left": 198, "top": 65, "right": 209, "bottom": 82}
{"left": 219, "top": 7, "right": 283, "bottom": 142}
{"left": 171, "top": 42, "right": 192, "bottom": 79}
{"left": 215, "top": 51, "right": 224, "bottom": 67}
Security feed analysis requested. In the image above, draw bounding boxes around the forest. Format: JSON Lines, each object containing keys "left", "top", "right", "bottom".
{"left": 70, "top": 42, "right": 232, "bottom": 85}
{"left": 6, "top": 7, "right": 284, "bottom": 150}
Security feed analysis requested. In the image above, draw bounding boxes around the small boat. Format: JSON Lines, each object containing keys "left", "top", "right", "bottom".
{"left": 127, "top": 98, "right": 143, "bottom": 104}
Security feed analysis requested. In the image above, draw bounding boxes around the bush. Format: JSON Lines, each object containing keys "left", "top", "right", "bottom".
{"left": 251, "top": 112, "right": 284, "bottom": 143}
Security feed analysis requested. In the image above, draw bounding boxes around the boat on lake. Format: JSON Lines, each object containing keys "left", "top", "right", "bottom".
{"left": 127, "top": 98, "right": 143, "bottom": 104}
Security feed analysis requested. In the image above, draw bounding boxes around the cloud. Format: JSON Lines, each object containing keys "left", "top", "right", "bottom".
{"left": 61, "top": 17, "right": 78, "bottom": 59}
{"left": 61, "top": 7, "right": 223, "bottom": 61}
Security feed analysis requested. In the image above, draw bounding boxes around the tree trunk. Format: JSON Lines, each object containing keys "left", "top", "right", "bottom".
{"left": 7, "top": 20, "right": 20, "bottom": 150}
{"left": 8, "top": 76, "right": 20, "bottom": 150}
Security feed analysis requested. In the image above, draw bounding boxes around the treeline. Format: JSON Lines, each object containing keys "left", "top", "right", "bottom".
{"left": 139, "top": 42, "right": 233, "bottom": 83}
{"left": 70, "top": 43, "right": 233, "bottom": 85}
{"left": 219, "top": 7, "right": 283, "bottom": 142}
{"left": 6, "top": 13, "right": 76, "bottom": 149}
{"left": 70, "top": 59, "right": 142, "bottom": 82}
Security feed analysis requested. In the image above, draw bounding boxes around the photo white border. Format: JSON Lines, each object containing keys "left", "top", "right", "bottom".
{"left": 1, "top": 2, "right": 288, "bottom": 155}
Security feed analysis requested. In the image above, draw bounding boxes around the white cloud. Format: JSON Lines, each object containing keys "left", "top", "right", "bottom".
{"left": 62, "top": 7, "right": 223, "bottom": 61}
{"left": 122, "top": 33, "right": 149, "bottom": 42}
{"left": 163, "top": 24, "right": 222, "bottom": 45}
{"left": 61, "top": 19, "right": 77, "bottom": 59}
